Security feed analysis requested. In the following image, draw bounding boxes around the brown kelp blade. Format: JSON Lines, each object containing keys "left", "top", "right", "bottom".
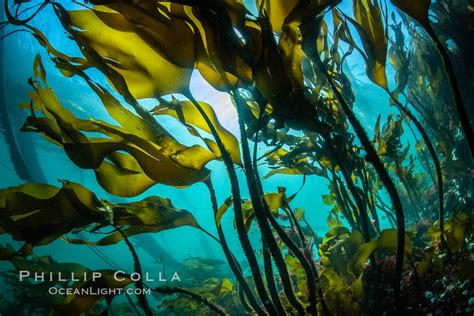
{"left": 66, "top": 196, "right": 201, "bottom": 246}
{"left": 0, "top": 181, "right": 105, "bottom": 246}
{"left": 0, "top": 181, "right": 202, "bottom": 248}
{"left": 151, "top": 98, "right": 242, "bottom": 165}
{"left": 22, "top": 56, "right": 213, "bottom": 197}
{"left": 351, "top": 0, "right": 388, "bottom": 89}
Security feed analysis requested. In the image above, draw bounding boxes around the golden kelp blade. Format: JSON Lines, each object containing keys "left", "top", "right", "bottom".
{"left": 59, "top": 2, "right": 315, "bottom": 132}
{"left": 151, "top": 99, "right": 242, "bottom": 165}
{"left": 95, "top": 2, "right": 197, "bottom": 68}
{"left": 23, "top": 56, "right": 214, "bottom": 196}
{"left": 66, "top": 2, "right": 254, "bottom": 95}
{"left": 67, "top": 8, "right": 193, "bottom": 99}
{"left": 49, "top": 55, "right": 217, "bottom": 171}
{"left": 0, "top": 181, "right": 105, "bottom": 246}
{"left": 279, "top": 13, "right": 304, "bottom": 90}
{"left": 387, "top": 21, "right": 409, "bottom": 97}
{"left": 318, "top": 228, "right": 411, "bottom": 303}
{"left": 174, "top": 1, "right": 256, "bottom": 91}
{"left": 215, "top": 196, "right": 233, "bottom": 227}
{"left": 24, "top": 107, "right": 211, "bottom": 194}
{"left": 277, "top": 0, "right": 339, "bottom": 91}
{"left": 66, "top": 196, "right": 202, "bottom": 246}
{"left": 185, "top": 6, "right": 251, "bottom": 91}
{"left": 0, "top": 181, "right": 202, "bottom": 247}
{"left": 355, "top": 229, "right": 412, "bottom": 271}
{"left": 215, "top": 189, "right": 290, "bottom": 230}
{"left": 352, "top": 0, "right": 388, "bottom": 89}
{"left": 257, "top": 0, "right": 300, "bottom": 33}
{"left": 352, "top": 229, "right": 412, "bottom": 299}
{"left": 263, "top": 157, "right": 320, "bottom": 179}
{"left": 426, "top": 213, "right": 473, "bottom": 252}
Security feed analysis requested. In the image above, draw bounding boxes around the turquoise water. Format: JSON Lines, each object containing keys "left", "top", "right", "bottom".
{"left": 0, "top": 1, "right": 448, "bottom": 314}
{"left": 0, "top": 4, "right": 343, "bottom": 271}
{"left": 0, "top": 2, "right": 403, "bottom": 272}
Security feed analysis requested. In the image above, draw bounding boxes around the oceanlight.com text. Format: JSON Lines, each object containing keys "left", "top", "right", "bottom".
{"left": 48, "top": 287, "right": 151, "bottom": 296}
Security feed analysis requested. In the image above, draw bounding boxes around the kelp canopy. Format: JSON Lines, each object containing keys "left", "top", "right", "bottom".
{"left": 0, "top": 0, "right": 473, "bottom": 315}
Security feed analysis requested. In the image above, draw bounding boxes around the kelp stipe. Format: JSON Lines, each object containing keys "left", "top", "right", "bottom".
{"left": 390, "top": 0, "right": 474, "bottom": 158}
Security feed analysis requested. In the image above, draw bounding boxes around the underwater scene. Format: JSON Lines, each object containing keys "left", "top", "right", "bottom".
{"left": 0, "top": 0, "right": 473, "bottom": 315}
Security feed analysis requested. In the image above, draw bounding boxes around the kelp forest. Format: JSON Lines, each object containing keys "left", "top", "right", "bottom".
{"left": 0, "top": 0, "right": 473, "bottom": 315}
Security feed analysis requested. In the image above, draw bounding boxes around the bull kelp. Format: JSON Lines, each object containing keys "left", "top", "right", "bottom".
{"left": 0, "top": 0, "right": 473, "bottom": 315}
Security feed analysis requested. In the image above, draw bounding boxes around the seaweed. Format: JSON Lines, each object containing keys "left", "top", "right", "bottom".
{"left": 0, "top": 24, "right": 46, "bottom": 183}
{"left": 0, "top": 0, "right": 473, "bottom": 315}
